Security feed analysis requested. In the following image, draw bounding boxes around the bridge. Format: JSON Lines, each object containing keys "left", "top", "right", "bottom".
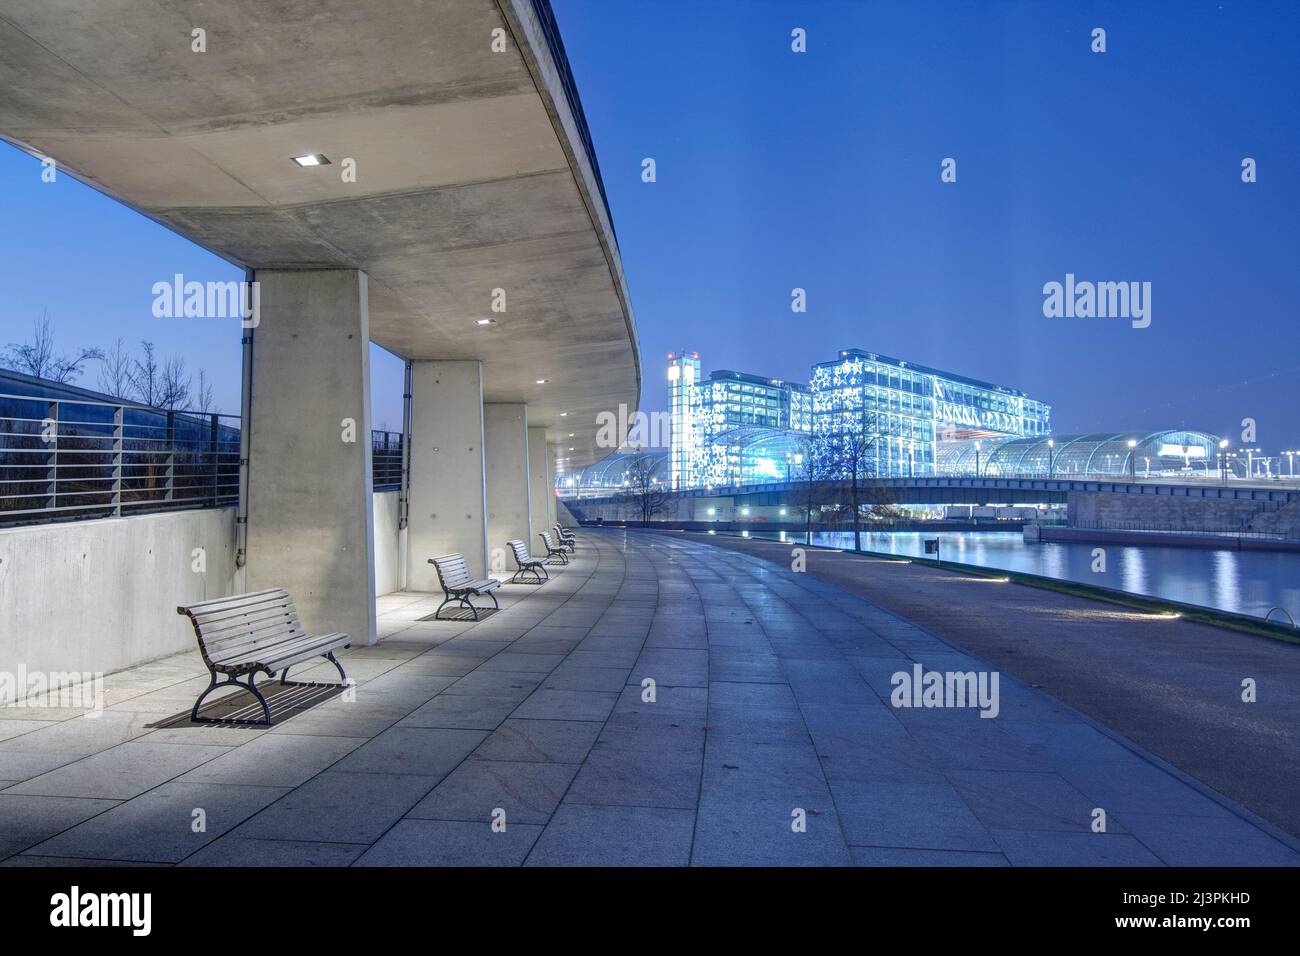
{"left": 566, "top": 475, "right": 1300, "bottom": 536}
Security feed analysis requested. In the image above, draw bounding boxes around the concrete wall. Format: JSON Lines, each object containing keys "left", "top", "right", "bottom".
{"left": 1067, "top": 491, "right": 1289, "bottom": 533}
{"left": 372, "top": 490, "right": 401, "bottom": 596}
{"left": 0, "top": 490, "right": 406, "bottom": 693}
{"left": 0, "top": 508, "right": 238, "bottom": 680}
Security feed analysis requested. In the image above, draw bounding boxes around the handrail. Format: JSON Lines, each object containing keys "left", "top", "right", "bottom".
{"left": 1, "top": 390, "right": 405, "bottom": 524}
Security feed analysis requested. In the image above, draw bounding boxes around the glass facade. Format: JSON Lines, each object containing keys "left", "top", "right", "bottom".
{"left": 936, "top": 431, "right": 1222, "bottom": 479}
{"left": 668, "top": 354, "right": 811, "bottom": 489}
{"left": 575, "top": 349, "right": 1054, "bottom": 494}
{"left": 810, "top": 349, "right": 1051, "bottom": 477}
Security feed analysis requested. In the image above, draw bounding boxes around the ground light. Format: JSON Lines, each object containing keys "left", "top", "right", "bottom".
{"left": 291, "top": 153, "right": 330, "bottom": 166}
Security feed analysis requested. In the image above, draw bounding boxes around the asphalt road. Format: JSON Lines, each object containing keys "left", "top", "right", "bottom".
{"left": 672, "top": 530, "right": 1300, "bottom": 840}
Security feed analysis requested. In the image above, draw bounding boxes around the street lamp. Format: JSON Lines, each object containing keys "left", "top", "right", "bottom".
{"left": 1047, "top": 439, "right": 1055, "bottom": 478}
{"left": 1218, "top": 439, "right": 1229, "bottom": 485}
{"left": 974, "top": 440, "right": 981, "bottom": 478}
{"left": 1126, "top": 439, "right": 1137, "bottom": 479}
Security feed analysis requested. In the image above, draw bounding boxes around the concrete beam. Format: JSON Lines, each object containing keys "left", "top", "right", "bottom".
{"left": 407, "top": 361, "right": 488, "bottom": 586}
{"left": 245, "top": 269, "right": 377, "bottom": 645}
{"left": 484, "top": 403, "right": 532, "bottom": 573}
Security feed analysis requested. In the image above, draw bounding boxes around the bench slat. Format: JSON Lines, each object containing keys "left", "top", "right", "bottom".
{"left": 187, "top": 596, "right": 297, "bottom": 629}
{"left": 205, "top": 623, "right": 307, "bottom": 661}
{"left": 181, "top": 588, "right": 289, "bottom": 616}
{"left": 217, "top": 632, "right": 349, "bottom": 671}
{"left": 195, "top": 608, "right": 299, "bottom": 639}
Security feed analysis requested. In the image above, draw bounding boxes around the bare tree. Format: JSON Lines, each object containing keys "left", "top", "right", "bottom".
{"left": 96, "top": 337, "right": 133, "bottom": 399}
{"left": 127, "top": 341, "right": 191, "bottom": 410}
{"left": 1, "top": 313, "right": 103, "bottom": 383}
{"left": 789, "top": 434, "right": 836, "bottom": 546}
{"left": 192, "top": 368, "right": 216, "bottom": 416}
{"left": 820, "top": 414, "right": 883, "bottom": 552}
{"left": 621, "top": 454, "right": 671, "bottom": 523}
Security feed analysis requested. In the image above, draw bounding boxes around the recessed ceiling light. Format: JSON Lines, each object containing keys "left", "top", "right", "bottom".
{"left": 474, "top": 318, "right": 495, "bottom": 326}
{"left": 559, "top": 412, "right": 568, "bottom": 417}
{"left": 535, "top": 379, "right": 547, "bottom": 385}
{"left": 292, "top": 153, "right": 331, "bottom": 167}
{"left": 568, "top": 447, "right": 575, "bottom": 451}
{"left": 567, "top": 433, "right": 574, "bottom": 437}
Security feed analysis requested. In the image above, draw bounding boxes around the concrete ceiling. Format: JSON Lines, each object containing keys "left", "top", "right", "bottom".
{"left": 0, "top": 0, "right": 639, "bottom": 467}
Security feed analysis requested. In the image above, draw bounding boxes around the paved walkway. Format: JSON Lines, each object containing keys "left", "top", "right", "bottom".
{"left": 684, "top": 529, "right": 1300, "bottom": 840}
{"left": 1, "top": 528, "right": 1296, "bottom": 866}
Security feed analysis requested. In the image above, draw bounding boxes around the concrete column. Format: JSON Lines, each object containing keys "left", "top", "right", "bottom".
{"left": 546, "top": 444, "right": 558, "bottom": 529}
{"left": 527, "top": 425, "right": 551, "bottom": 547}
{"left": 484, "top": 404, "right": 532, "bottom": 574}
{"left": 407, "top": 361, "right": 488, "bottom": 587}
{"left": 245, "top": 269, "right": 377, "bottom": 645}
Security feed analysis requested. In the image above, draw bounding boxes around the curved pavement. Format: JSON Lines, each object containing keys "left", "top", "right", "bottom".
{"left": 0, "top": 527, "right": 1295, "bottom": 866}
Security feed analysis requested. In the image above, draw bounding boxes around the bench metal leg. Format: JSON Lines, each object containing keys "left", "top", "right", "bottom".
{"left": 511, "top": 565, "right": 545, "bottom": 584}
{"left": 281, "top": 651, "right": 349, "bottom": 687}
{"left": 191, "top": 669, "right": 273, "bottom": 726}
{"left": 434, "top": 593, "right": 457, "bottom": 619}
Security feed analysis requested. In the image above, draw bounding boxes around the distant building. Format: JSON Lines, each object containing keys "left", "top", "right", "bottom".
{"left": 667, "top": 351, "right": 811, "bottom": 489}
{"left": 810, "top": 349, "right": 1051, "bottom": 477}
{"left": 567, "top": 350, "right": 1219, "bottom": 496}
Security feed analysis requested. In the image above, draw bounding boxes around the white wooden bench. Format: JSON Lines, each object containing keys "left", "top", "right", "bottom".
{"left": 507, "top": 539, "right": 549, "bottom": 583}
{"left": 553, "top": 524, "right": 576, "bottom": 552}
{"left": 429, "top": 553, "right": 502, "bottom": 620}
{"left": 176, "top": 588, "right": 350, "bottom": 725}
{"left": 538, "top": 531, "right": 569, "bottom": 565}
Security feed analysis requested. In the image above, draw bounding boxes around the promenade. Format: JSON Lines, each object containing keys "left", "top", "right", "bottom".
{"left": 1, "top": 529, "right": 1295, "bottom": 866}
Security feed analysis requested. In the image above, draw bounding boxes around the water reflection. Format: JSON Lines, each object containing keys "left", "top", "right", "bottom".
{"left": 748, "top": 530, "right": 1300, "bottom": 619}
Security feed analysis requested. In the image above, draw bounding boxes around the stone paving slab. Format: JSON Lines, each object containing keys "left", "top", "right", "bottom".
{"left": 1, "top": 528, "right": 1297, "bottom": 867}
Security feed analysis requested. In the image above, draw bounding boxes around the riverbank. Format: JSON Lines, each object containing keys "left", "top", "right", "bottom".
{"left": 1028, "top": 524, "right": 1300, "bottom": 553}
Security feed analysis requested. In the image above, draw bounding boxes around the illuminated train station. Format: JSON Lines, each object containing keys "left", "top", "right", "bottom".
{"left": 567, "top": 350, "right": 1220, "bottom": 495}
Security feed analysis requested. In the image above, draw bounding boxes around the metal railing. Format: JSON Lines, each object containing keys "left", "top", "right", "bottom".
{"left": 0, "top": 392, "right": 240, "bottom": 524}
{"left": 1, "top": 391, "right": 408, "bottom": 526}
{"left": 372, "top": 430, "right": 403, "bottom": 491}
{"left": 1066, "top": 517, "right": 1288, "bottom": 540}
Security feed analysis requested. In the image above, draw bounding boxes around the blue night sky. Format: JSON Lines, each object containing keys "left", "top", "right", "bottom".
{"left": 2, "top": 0, "right": 1298, "bottom": 447}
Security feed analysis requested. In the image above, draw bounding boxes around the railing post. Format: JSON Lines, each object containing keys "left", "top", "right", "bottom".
{"left": 208, "top": 413, "right": 219, "bottom": 506}
{"left": 164, "top": 410, "right": 176, "bottom": 502}
{"left": 111, "top": 404, "right": 124, "bottom": 517}
{"left": 43, "top": 400, "right": 58, "bottom": 512}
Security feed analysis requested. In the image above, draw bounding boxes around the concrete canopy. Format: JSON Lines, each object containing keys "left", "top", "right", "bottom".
{"left": 0, "top": 0, "right": 638, "bottom": 467}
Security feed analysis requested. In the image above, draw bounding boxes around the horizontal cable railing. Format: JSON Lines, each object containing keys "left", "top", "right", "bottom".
{"left": 372, "top": 430, "right": 404, "bottom": 491}
{"left": 1, "top": 391, "right": 406, "bottom": 526}
{"left": 0, "top": 392, "right": 240, "bottom": 525}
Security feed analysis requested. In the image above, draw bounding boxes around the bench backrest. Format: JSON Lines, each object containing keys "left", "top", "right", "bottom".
{"left": 508, "top": 539, "right": 532, "bottom": 564}
{"left": 539, "top": 531, "right": 558, "bottom": 550}
{"left": 177, "top": 588, "right": 303, "bottom": 667}
{"left": 430, "top": 553, "right": 474, "bottom": 591}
